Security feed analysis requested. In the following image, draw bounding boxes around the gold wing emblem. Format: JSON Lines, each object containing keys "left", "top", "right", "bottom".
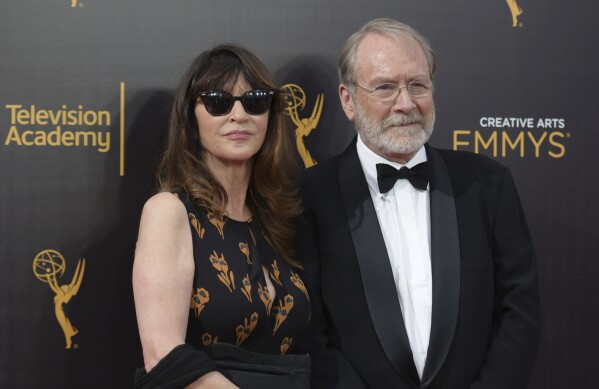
{"left": 282, "top": 84, "right": 324, "bottom": 168}
{"left": 506, "top": 0, "right": 523, "bottom": 27}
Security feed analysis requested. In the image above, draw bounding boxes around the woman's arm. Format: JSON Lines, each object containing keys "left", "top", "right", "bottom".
{"left": 133, "top": 192, "right": 237, "bottom": 388}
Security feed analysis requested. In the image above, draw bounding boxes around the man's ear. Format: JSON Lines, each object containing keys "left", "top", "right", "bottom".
{"left": 339, "top": 84, "right": 355, "bottom": 122}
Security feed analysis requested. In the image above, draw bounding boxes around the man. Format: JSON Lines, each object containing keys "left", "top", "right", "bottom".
{"left": 297, "top": 18, "right": 540, "bottom": 388}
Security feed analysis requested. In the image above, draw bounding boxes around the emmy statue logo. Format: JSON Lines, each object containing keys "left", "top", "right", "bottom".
{"left": 71, "top": 0, "right": 79, "bottom": 7}
{"left": 33, "top": 249, "right": 85, "bottom": 349}
{"left": 506, "top": 0, "right": 523, "bottom": 27}
{"left": 282, "top": 84, "right": 324, "bottom": 168}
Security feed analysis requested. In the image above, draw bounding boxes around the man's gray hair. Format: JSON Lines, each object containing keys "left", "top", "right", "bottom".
{"left": 338, "top": 18, "right": 436, "bottom": 88}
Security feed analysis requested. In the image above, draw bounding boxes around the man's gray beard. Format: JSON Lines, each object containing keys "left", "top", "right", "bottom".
{"left": 354, "top": 100, "right": 435, "bottom": 158}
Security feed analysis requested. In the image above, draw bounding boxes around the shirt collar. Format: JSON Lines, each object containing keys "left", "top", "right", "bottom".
{"left": 356, "top": 134, "right": 428, "bottom": 195}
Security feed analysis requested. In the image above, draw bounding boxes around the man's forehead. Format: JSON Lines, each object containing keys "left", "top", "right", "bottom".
{"left": 358, "top": 32, "right": 423, "bottom": 59}
{"left": 355, "top": 33, "right": 428, "bottom": 78}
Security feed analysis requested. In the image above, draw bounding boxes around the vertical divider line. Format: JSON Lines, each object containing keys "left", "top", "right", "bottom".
{"left": 120, "top": 82, "right": 125, "bottom": 176}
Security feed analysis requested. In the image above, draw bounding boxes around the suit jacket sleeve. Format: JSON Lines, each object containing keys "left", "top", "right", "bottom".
{"left": 470, "top": 168, "right": 541, "bottom": 389}
{"left": 294, "top": 194, "right": 368, "bottom": 389}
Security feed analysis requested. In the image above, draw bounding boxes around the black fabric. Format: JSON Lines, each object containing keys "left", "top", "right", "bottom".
{"left": 207, "top": 342, "right": 311, "bottom": 389}
{"left": 177, "top": 193, "right": 311, "bottom": 355}
{"left": 133, "top": 344, "right": 217, "bottom": 389}
{"left": 296, "top": 139, "right": 540, "bottom": 389}
{"left": 133, "top": 192, "right": 313, "bottom": 388}
{"left": 376, "top": 161, "right": 429, "bottom": 192}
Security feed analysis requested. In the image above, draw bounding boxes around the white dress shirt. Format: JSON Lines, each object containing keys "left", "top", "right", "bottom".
{"left": 356, "top": 135, "right": 432, "bottom": 378}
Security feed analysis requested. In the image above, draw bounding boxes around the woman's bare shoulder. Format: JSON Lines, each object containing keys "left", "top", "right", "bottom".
{"left": 138, "top": 192, "right": 190, "bottom": 235}
{"left": 144, "top": 192, "right": 184, "bottom": 211}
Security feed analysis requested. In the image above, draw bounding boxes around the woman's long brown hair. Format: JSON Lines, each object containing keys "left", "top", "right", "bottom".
{"left": 156, "top": 44, "right": 302, "bottom": 268}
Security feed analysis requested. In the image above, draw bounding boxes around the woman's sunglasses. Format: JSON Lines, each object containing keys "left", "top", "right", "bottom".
{"left": 197, "top": 90, "right": 275, "bottom": 116}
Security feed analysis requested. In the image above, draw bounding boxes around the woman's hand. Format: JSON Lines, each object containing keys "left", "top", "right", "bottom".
{"left": 185, "top": 371, "right": 239, "bottom": 388}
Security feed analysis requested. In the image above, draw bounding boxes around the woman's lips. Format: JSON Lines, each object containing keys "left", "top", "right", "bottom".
{"left": 225, "top": 130, "right": 252, "bottom": 139}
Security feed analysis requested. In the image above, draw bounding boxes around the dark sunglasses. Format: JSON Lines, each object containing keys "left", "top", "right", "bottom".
{"left": 197, "top": 89, "right": 275, "bottom": 116}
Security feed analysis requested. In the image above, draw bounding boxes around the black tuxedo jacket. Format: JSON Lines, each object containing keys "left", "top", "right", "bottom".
{"left": 296, "top": 140, "right": 540, "bottom": 389}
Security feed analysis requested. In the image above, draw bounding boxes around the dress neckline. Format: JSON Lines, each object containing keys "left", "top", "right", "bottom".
{"left": 224, "top": 215, "right": 253, "bottom": 224}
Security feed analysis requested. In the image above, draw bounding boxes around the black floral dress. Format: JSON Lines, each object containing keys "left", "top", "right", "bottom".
{"left": 177, "top": 193, "right": 311, "bottom": 357}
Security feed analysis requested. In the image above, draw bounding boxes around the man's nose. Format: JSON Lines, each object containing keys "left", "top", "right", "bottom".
{"left": 391, "top": 88, "right": 416, "bottom": 112}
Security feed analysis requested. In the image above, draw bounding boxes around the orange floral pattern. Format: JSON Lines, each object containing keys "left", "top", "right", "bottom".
{"left": 290, "top": 271, "right": 309, "bottom": 301}
{"left": 241, "top": 274, "right": 252, "bottom": 302}
{"left": 190, "top": 287, "right": 209, "bottom": 318}
{"left": 202, "top": 332, "right": 218, "bottom": 346}
{"left": 270, "top": 259, "right": 283, "bottom": 286}
{"left": 209, "top": 251, "right": 235, "bottom": 292}
{"left": 177, "top": 194, "right": 310, "bottom": 356}
{"left": 273, "top": 294, "right": 294, "bottom": 334}
{"left": 236, "top": 312, "right": 259, "bottom": 346}
{"left": 239, "top": 242, "right": 252, "bottom": 264}
{"left": 207, "top": 211, "right": 225, "bottom": 239}
{"left": 189, "top": 213, "right": 205, "bottom": 239}
{"left": 280, "top": 337, "right": 293, "bottom": 355}
{"left": 257, "top": 281, "right": 273, "bottom": 316}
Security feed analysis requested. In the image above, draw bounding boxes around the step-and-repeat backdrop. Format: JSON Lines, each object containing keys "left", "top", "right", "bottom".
{"left": 1, "top": 1, "right": 597, "bottom": 387}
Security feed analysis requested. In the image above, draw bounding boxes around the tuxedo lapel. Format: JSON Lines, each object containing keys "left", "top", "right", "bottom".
{"left": 337, "top": 142, "right": 419, "bottom": 383}
{"left": 421, "top": 145, "right": 461, "bottom": 387}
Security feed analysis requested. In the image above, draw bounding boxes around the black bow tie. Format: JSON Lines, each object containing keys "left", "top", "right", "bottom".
{"left": 376, "top": 162, "right": 429, "bottom": 193}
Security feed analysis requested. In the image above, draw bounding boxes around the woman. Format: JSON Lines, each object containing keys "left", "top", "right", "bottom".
{"left": 132, "top": 44, "right": 310, "bottom": 388}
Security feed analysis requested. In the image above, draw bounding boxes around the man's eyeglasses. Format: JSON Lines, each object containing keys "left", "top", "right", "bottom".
{"left": 197, "top": 90, "right": 275, "bottom": 116}
{"left": 354, "top": 78, "right": 433, "bottom": 102}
